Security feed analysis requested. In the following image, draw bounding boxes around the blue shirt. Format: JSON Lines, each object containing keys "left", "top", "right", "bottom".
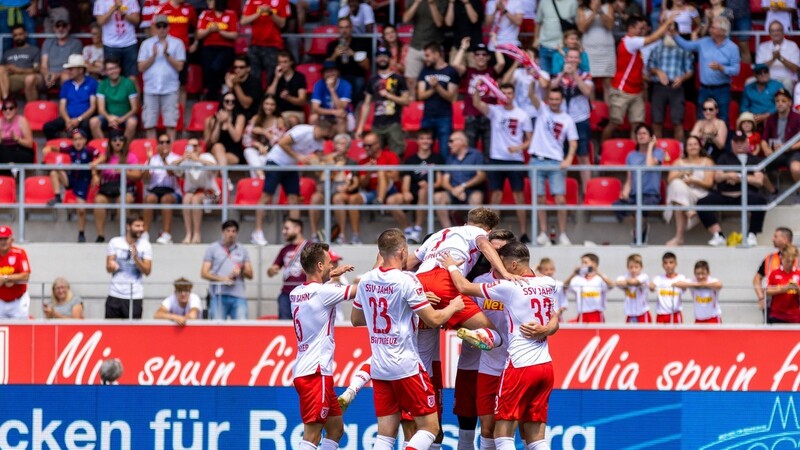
{"left": 551, "top": 49, "right": 591, "bottom": 74}
{"left": 68, "top": 145, "right": 101, "bottom": 186}
{"left": 311, "top": 78, "right": 352, "bottom": 112}
{"left": 741, "top": 80, "right": 783, "bottom": 115}
{"left": 674, "top": 35, "right": 740, "bottom": 86}
{"left": 447, "top": 148, "right": 483, "bottom": 187}
{"left": 626, "top": 149, "right": 665, "bottom": 197}
{"left": 59, "top": 76, "right": 98, "bottom": 119}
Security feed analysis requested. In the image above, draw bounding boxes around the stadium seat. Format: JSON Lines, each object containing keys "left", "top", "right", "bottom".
{"left": 24, "top": 176, "right": 55, "bottom": 204}
{"left": 600, "top": 139, "right": 636, "bottom": 166}
{"left": 187, "top": 101, "right": 218, "bottom": 132}
{"left": 729, "top": 100, "right": 740, "bottom": 130}
{"left": 397, "top": 24, "right": 413, "bottom": 45}
{"left": 583, "top": 177, "right": 621, "bottom": 205}
{"left": 234, "top": 178, "right": 264, "bottom": 205}
{"left": 546, "top": 177, "right": 579, "bottom": 205}
{"left": 656, "top": 138, "right": 682, "bottom": 165}
{"left": 299, "top": 177, "right": 316, "bottom": 204}
{"left": 129, "top": 139, "right": 157, "bottom": 163}
{"left": 296, "top": 63, "right": 323, "bottom": 93}
{"left": 172, "top": 139, "right": 204, "bottom": 156}
{"left": 42, "top": 151, "right": 69, "bottom": 165}
{"left": 24, "top": 101, "right": 58, "bottom": 131}
{"left": 0, "top": 176, "right": 17, "bottom": 203}
{"left": 307, "top": 25, "right": 338, "bottom": 56}
{"left": 731, "top": 63, "right": 753, "bottom": 93}
{"left": 401, "top": 101, "right": 425, "bottom": 132}
{"left": 45, "top": 138, "right": 72, "bottom": 153}
{"left": 590, "top": 100, "right": 609, "bottom": 132}
{"left": 452, "top": 100, "right": 465, "bottom": 130}
{"left": 500, "top": 178, "right": 533, "bottom": 205}
{"left": 234, "top": 36, "right": 249, "bottom": 54}
{"left": 322, "top": 140, "right": 335, "bottom": 154}
{"left": 403, "top": 139, "right": 419, "bottom": 160}
{"left": 88, "top": 138, "right": 108, "bottom": 154}
{"left": 186, "top": 64, "right": 203, "bottom": 95}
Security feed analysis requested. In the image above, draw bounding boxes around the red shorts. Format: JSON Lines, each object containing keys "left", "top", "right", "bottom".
{"left": 373, "top": 367, "right": 438, "bottom": 418}
{"left": 626, "top": 311, "right": 652, "bottom": 323}
{"left": 452, "top": 369, "right": 479, "bottom": 417}
{"left": 569, "top": 311, "right": 605, "bottom": 323}
{"left": 696, "top": 316, "right": 722, "bottom": 324}
{"left": 495, "top": 361, "right": 553, "bottom": 423}
{"left": 416, "top": 267, "right": 482, "bottom": 329}
{"left": 656, "top": 312, "right": 683, "bottom": 324}
{"left": 293, "top": 372, "right": 342, "bottom": 424}
{"left": 476, "top": 372, "right": 501, "bottom": 417}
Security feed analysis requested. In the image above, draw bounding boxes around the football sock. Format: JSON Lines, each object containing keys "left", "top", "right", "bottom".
{"left": 406, "top": 430, "right": 436, "bottom": 450}
{"left": 495, "top": 437, "right": 515, "bottom": 450}
{"left": 458, "top": 429, "right": 476, "bottom": 450}
{"left": 373, "top": 435, "right": 397, "bottom": 450}
{"left": 479, "top": 437, "right": 496, "bottom": 450}
{"left": 321, "top": 438, "right": 339, "bottom": 450}
{"left": 527, "top": 440, "right": 550, "bottom": 450}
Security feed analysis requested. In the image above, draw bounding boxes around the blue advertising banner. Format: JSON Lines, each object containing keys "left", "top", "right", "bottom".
{"left": 0, "top": 386, "right": 798, "bottom": 449}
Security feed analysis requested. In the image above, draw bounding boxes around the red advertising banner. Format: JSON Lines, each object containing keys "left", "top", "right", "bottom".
{"left": 1, "top": 324, "right": 799, "bottom": 391}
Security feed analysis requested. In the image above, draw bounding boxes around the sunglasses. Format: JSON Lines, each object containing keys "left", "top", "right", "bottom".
{"left": 158, "top": 139, "right": 171, "bottom": 144}
{"left": 54, "top": 22, "right": 68, "bottom": 28}
{"left": 233, "top": 65, "right": 247, "bottom": 69}
{"left": 703, "top": 107, "right": 716, "bottom": 112}
{"left": 111, "top": 136, "right": 126, "bottom": 142}
{"left": 2, "top": 106, "right": 15, "bottom": 111}
{"left": 155, "top": 23, "right": 168, "bottom": 29}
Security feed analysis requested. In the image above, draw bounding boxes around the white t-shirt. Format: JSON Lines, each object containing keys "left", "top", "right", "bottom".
{"left": 107, "top": 236, "right": 153, "bottom": 300}
{"left": 137, "top": 35, "right": 186, "bottom": 95}
{"left": 82, "top": 45, "right": 104, "bottom": 68}
{"left": 553, "top": 279, "right": 568, "bottom": 315}
{"left": 457, "top": 336, "right": 482, "bottom": 371}
{"left": 512, "top": 68, "right": 543, "bottom": 119}
{"left": 414, "top": 225, "right": 488, "bottom": 277}
{"left": 664, "top": 8, "right": 699, "bottom": 35}
{"left": 568, "top": 275, "right": 609, "bottom": 313}
{"left": 94, "top": 0, "right": 141, "bottom": 48}
{"left": 161, "top": 293, "right": 203, "bottom": 316}
{"left": 756, "top": 39, "right": 800, "bottom": 82}
{"left": 291, "top": 281, "right": 353, "bottom": 378}
{"left": 480, "top": 275, "right": 556, "bottom": 368}
{"left": 651, "top": 273, "right": 686, "bottom": 315}
{"left": 488, "top": 104, "right": 532, "bottom": 162}
{"left": 267, "top": 124, "right": 324, "bottom": 166}
{"left": 354, "top": 267, "right": 430, "bottom": 380}
{"left": 485, "top": 0, "right": 524, "bottom": 49}
{"left": 147, "top": 152, "right": 182, "bottom": 192}
{"left": 474, "top": 271, "right": 509, "bottom": 376}
{"left": 690, "top": 277, "right": 722, "bottom": 320}
{"left": 616, "top": 272, "right": 650, "bottom": 317}
{"left": 417, "top": 326, "right": 440, "bottom": 375}
{"left": 763, "top": 0, "right": 796, "bottom": 32}
{"left": 528, "top": 103, "right": 578, "bottom": 161}
{"left": 338, "top": 3, "right": 375, "bottom": 34}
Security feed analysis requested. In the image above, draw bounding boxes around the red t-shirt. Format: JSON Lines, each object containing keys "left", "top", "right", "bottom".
{"left": 0, "top": 246, "right": 29, "bottom": 301}
{"left": 157, "top": 1, "right": 197, "bottom": 47}
{"left": 768, "top": 268, "right": 800, "bottom": 323}
{"left": 359, "top": 150, "right": 399, "bottom": 192}
{"left": 243, "top": 0, "right": 290, "bottom": 49}
{"left": 197, "top": 9, "right": 239, "bottom": 48}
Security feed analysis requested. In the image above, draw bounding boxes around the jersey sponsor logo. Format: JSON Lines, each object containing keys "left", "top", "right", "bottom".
{"left": 482, "top": 298, "right": 505, "bottom": 311}
{"left": 581, "top": 291, "right": 600, "bottom": 298}
{"left": 658, "top": 288, "right": 678, "bottom": 296}
{"left": 696, "top": 296, "right": 713, "bottom": 304}
{"left": 168, "top": 16, "right": 190, "bottom": 24}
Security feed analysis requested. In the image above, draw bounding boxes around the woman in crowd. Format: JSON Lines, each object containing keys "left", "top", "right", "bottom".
{"left": 178, "top": 138, "right": 220, "bottom": 244}
{"left": 43, "top": 277, "right": 84, "bottom": 319}
{"left": 380, "top": 24, "right": 406, "bottom": 76}
{"left": 0, "top": 98, "right": 34, "bottom": 176}
{"left": 577, "top": 0, "right": 615, "bottom": 102}
{"left": 691, "top": 98, "right": 728, "bottom": 161}
{"left": 204, "top": 92, "right": 246, "bottom": 167}
{"left": 699, "top": 0, "right": 734, "bottom": 36}
{"left": 196, "top": 0, "right": 239, "bottom": 101}
{"left": 660, "top": 0, "right": 699, "bottom": 38}
{"left": 664, "top": 135, "right": 715, "bottom": 246}
{"left": 92, "top": 131, "right": 142, "bottom": 243}
{"left": 83, "top": 22, "right": 104, "bottom": 78}
{"left": 243, "top": 94, "right": 286, "bottom": 178}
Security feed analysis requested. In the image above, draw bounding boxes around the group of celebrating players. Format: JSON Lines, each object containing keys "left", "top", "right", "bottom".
{"left": 289, "top": 207, "right": 558, "bottom": 450}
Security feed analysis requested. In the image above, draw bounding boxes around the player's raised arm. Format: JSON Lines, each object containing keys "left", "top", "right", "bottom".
{"left": 476, "top": 236, "right": 521, "bottom": 282}
{"left": 440, "top": 252, "right": 484, "bottom": 298}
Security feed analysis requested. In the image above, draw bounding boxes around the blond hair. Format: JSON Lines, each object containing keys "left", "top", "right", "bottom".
{"left": 51, "top": 277, "right": 74, "bottom": 304}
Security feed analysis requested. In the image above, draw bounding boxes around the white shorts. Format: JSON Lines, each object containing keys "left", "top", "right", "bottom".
{"left": 0, "top": 291, "right": 30, "bottom": 319}
{"left": 143, "top": 92, "right": 180, "bottom": 129}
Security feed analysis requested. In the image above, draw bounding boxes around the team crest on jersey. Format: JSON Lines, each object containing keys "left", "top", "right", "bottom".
{"left": 7, "top": 256, "right": 14, "bottom": 265}
{"left": 427, "top": 395, "right": 435, "bottom": 408}
{"left": 321, "top": 407, "right": 329, "bottom": 419}
{"left": 416, "top": 287, "right": 424, "bottom": 297}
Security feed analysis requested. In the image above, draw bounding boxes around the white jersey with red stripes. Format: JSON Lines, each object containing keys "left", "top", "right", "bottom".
{"left": 474, "top": 271, "right": 509, "bottom": 376}
{"left": 652, "top": 273, "right": 687, "bottom": 314}
{"left": 414, "top": 225, "right": 488, "bottom": 277}
{"left": 690, "top": 277, "right": 722, "bottom": 320}
{"left": 480, "top": 274, "right": 556, "bottom": 368}
{"left": 291, "top": 281, "right": 353, "bottom": 378}
{"left": 354, "top": 267, "right": 430, "bottom": 380}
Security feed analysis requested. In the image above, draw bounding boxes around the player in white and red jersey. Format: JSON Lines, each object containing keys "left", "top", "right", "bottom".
{"left": 564, "top": 253, "right": 615, "bottom": 323}
{"left": 649, "top": 252, "right": 686, "bottom": 324}
{"left": 675, "top": 260, "right": 723, "bottom": 324}
{"left": 615, "top": 254, "right": 652, "bottom": 323}
{"left": 352, "top": 229, "right": 465, "bottom": 450}
{"left": 441, "top": 241, "right": 559, "bottom": 450}
{"left": 291, "top": 243, "right": 357, "bottom": 450}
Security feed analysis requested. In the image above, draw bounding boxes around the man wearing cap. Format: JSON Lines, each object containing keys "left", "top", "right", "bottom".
{"left": 38, "top": 9, "right": 82, "bottom": 92}
{"left": 94, "top": 0, "right": 142, "bottom": 80}
{"left": 698, "top": 130, "right": 767, "bottom": 247}
{"left": 355, "top": 46, "right": 409, "bottom": 156}
{"left": 89, "top": 57, "right": 139, "bottom": 142}
{"left": 310, "top": 61, "right": 353, "bottom": 133}
{"left": 761, "top": 87, "right": 800, "bottom": 184}
{"left": 756, "top": 21, "right": 800, "bottom": 91}
{"left": 0, "top": 225, "right": 31, "bottom": 320}
{"left": 742, "top": 63, "right": 784, "bottom": 125}
{"left": 43, "top": 54, "right": 97, "bottom": 140}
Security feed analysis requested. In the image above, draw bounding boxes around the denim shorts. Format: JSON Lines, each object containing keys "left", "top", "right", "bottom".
{"left": 530, "top": 157, "right": 565, "bottom": 196}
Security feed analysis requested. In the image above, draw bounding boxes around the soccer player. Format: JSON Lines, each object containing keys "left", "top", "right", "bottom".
{"left": 441, "top": 241, "right": 559, "bottom": 450}
{"left": 291, "top": 242, "right": 357, "bottom": 450}
{"left": 675, "top": 260, "right": 723, "bottom": 323}
{"left": 564, "top": 253, "right": 614, "bottom": 323}
{"left": 649, "top": 252, "right": 687, "bottom": 324}
{"left": 615, "top": 254, "right": 652, "bottom": 323}
{"left": 352, "top": 228, "right": 465, "bottom": 450}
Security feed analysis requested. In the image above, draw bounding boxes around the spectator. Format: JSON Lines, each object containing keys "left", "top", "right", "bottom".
{"left": 43, "top": 277, "right": 84, "bottom": 319}
{"left": 43, "top": 55, "right": 97, "bottom": 140}
{"left": 196, "top": 0, "right": 239, "bottom": 101}
{"left": 697, "top": 130, "right": 766, "bottom": 247}
{"left": 742, "top": 63, "right": 784, "bottom": 126}
{"left": 452, "top": 39, "right": 505, "bottom": 151}
{"left": 754, "top": 227, "right": 796, "bottom": 311}
{"left": 675, "top": 260, "right": 723, "bottom": 323}
{"left": 763, "top": 0, "right": 796, "bottom": 33}
{"left": 738, "top": 112, "right": 764, "bottom": 155}
{"left": 613, "top": 124, "right": 665, "bottom": 244}
{"left": 647, "top": 35, "right": 694, "bottom": 142}
{"left": 94, "top": 0, "right": 141, "bottom": 80}
{"left": 402, "top": 0, "right": 447, "bottom": 100}
{"left": 528, "top": 88, "right": 578, "bottom": 246}
{"left": 93, "top": 131, "right": 143, "bottom": 243}
{"left": 500, "top": 47, "right": 546, "bottom": 130}
{"left": 138, "top": 14, "right": 186, "bottom": 142}
{"left": 699, "top": 0, "right": 734, "bottom": 36}
{"left": 380, "top": 24, "right": 406, "bottom": 75}
{"left": 154, "top": 277, "right": 202, "bottom": 325}
{"left": 433, "top": 131, "right": 485, "bottom": 228}
{"left": 728, "top": 0, "right": 752, "bottom": 63}
{"left": 673, "top": 16, "right": 740, "bottom": 123}
{"left": 0, "top": 26, "right": 40, "bottom": 101}
{"left": 142, "top": 134, "right": 181, "bottom": 245}
{"left": 664, "top": 135, "right": 715, "bottom": 246}
{"left": 312, "top": 133, "right": 358, "bottom": 242}
{"left": 252, "top": 120, "right": 335, "bottom": 246}
{"left": 338, "top": 0, "right": 375, "bottom": 33}
{"left": 766, "top": 245, "right": 800, "bottom": 323}
{"left": 578, "top": 0, "right": 616, "bottom": 103}
{"left": 535, "top": 0, "right": 578, "bottom": 74}
{"left": 0, "top": 98, "right": 34, "bottom": 176}
{"left": 325, "top": 17, "right": 370, "bottom": 104}
{"left": 615, "top": 253, "right": 652, "bottom": 323}
{"left": 611, "top": 0, "right": 644, "bottom": 42}
{"left": 564, "top": 252, "right": 614, "bottom": 322}
{"left": 83, "top": 23, "right": 105, "bottom": 78}
{"left": 400, "top": 129, "right": 445, "bottom": 243}
{"left": 204, "top": 92, "right": 247, "bottom": 167}
{"left": 267, "top": 218, "right": 308, "bottom": 319}
{"left": 756, "top": 21, "right": 800, "bottom": 91}
{"left": 0, "top": 225, "right": 30, "bottom": 320}
{"left": 659, "top": 0, "right": 699, "bottom": 37}
{"left": 485, "top": 0, "right": 524, "bottom": 50}
{"left": 418, "top": 42, "right": 460, "bottom": 158}
{"left": 762, "top": 88, "right": 800, "bottom": 185}
{"left": 355, "top": 47, "right": 409, "bottom": 157}
{"left": 242, "top": 0, "right": 289, "bottom": 85}
{"left": 157, "top": 0, "right": 198, "bottom": 104}
{"left": 224, "top": 54, "right": 263, "bottom": 120}
{"left": 0, "top": 2, "right": 35, "bottom": 48}
{"left": 473, "top": 81, "right": 533, "bottom": 240}
{"left": 266, "top": 51, "right": 307, "bottom": 127}
{"left": 243, "top": 95, "right": 287, "bottom": 178}
{"left": 105, "top": 215, "right": 152, "bottom": 319}
{"left": 39, "top": 9, "right": 83, "bottom": 93}
{"left": 691, "top": 97, "right": 728, "bottom": 161}
{"left": 201, "top": 219, "right": 254, "bottom": 320}
{"left": 90, "top": 58, "right": 139, "bottom": 142}
{"left": 551, "top": 30, "right": 591, "bottom": 74}
{"left": 444, "top": 0, "right": 484, "bottom": 50}
{"left": 47, "top": 129, "right": 100, "bottom": 243}
{"left": 178, "top": 138, "right": 219, "bottom": 244}
{"left": 310, "top": 61, "right": 353, "bottom": 134}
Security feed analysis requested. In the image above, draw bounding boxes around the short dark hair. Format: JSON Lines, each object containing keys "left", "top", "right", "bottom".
{"left": 126, "top": 215, "right": 143, "bottom": 226}
{"left": 10, "top": 24, "right": 25, "bottom": 34}
{"left": 378, "top": 228, "right": 406, "bottom": 258}
{"left": 777, "top": 226, "right": 794, "bottom": 242}
{"left": 234, "top": 54, "right": 251, "bottom": 67}
{"left": 635, "top": 123, "right": 653, "bottom": 136}
{"left": 277, "top": 50, "right": 295, "bottom": 64}
{"left": 582, "top": 253, "right": 599, "bottom": 265}
{"left": 222, "top": 219, "right": 239, "bottom": 231}
{"left": 301, "top": 243, "right": 330, "bottom": 273}
{"left": 317, "top": 117, "right": 335, "bottom": 130}
{"left": 499, "top": 83, "right": 515, "bottom": 92}
{"left": 466, "top": 207, "right": 500, "bottom": 230}
{"left": 417, "top": 128, "right": 434, "bottom": 137}
{"left": 488, "top": 229, "right": 516, "bottom": 242}
{"left": 423, "top": 41, "right": 444, "bottom": 54}
{"left": 662, "top": 252, "right": 677, "bottom": 262}
{"left": 547, "top": 88, "right": 564, "bottom": 98}
{"left": 625, "top": 15, "right": 646, "bottom": 30}
{"left": 499, "top": 240, "right": 530, "bottom": 264}
{"left": 104, "top": 56, "right": 121, "bottom": 68}
{"left": 695, "top": 260, "right": 710, "bottom": 272}
{"left": 174, "top": 277, "right": 193, "bottom": 291}
{"left": 285, "top": 217, "right": 304, "bottom": 232}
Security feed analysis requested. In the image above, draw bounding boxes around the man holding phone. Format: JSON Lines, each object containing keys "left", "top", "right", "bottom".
{"left": 201, "top": 220, "right": 254, "bottom": 320}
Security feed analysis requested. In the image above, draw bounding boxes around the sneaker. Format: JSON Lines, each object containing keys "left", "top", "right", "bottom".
{"left": 536, "top": 232, "right": 552, "bottom": 246}
{"left": 77, "top": 232, "right": 86, "bottom": 243}
{"left": 520, "top": 233, "right": 532, "bottom": 244}
{"left": 350, "top": 234, "right": 362, "bottom": 245}
{"left": 47, "top": 194, "right": 62, "bottom": 207}
{"left": 708, "top": 233, "right": 726, "bottom": 247}
{"left": 409, "top": 226, "right": 422, "bottom": 244}
{"left": 316, "top": 230, "right": 326, "bottom": 243}
{"left": 746, "top": 232, "right": 758, "bottom": 247}
{"left": 630, "top": 224, "right": 650, "bottom": 245}
{"left": 334, "top": 235, "right": 346, "bottom": 245}
{"left": 404, "top": 226, "right": 413, "bottom": 240}
{"left": 456, "top": 328, "right": 494, "bottom": 351}
{"left": 141, "top": 231, "right": 150, "bottom": 242}
{"left": 95, "top": 236, "right": 105, "bottom": 243}
{"left": 338, "top": 388, "right": 356, "bottom": 412}
{"left": 558, "top": 233, "right": 572, "bottom": 245}
{"left": 156, "top": 232, "right": 173, "bottom": 244}
{"left": 251, "top": 230, "right": 268, "bottom": 246}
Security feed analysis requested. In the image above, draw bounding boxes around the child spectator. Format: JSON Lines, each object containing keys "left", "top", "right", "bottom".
{"left": 564, "top": 253, "right": 615, "bottom": 322}
{"left": 154, "top": 277, "right": 203, "bottom": 325}
{"left": 616, "top": 253, "right": 652, "bottom": 323}
{"left": 649, "top": 251, "right": 686, "bottom": 323}
{"left": 736, "top": 112, "right": 763, "bottom": 156}
{"left": 536, "top": 257, "right": 568, "bottom": 320}
{"left": 83, "top": 23, "right": 105, "bottom": 78}
{"left": 676, "top": 260, "right": 723, "bottom": 323}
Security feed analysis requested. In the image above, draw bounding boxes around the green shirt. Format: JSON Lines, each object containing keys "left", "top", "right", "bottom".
{"left": 97, "top": 77, "right": 137, "bottom": 117}
{"left": 407, "top": 0, "right": 448, "bottom": 50}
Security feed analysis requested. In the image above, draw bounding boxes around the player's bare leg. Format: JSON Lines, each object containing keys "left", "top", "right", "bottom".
{"left": 495, "top": 420, "right": 546, "bottom": 450}
{"left": 374, "top": 413, "right": 402, "bottom": 450}
{"left": 456, "top": 312, "right": 503, "bottom": 351}
{"left": 300, "top": 417, "right": 344, "bottom": 450}
{"left": 478, "top": 413, "right": 496, "bottom": 450}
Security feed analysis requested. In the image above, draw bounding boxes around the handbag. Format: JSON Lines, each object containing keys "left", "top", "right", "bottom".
{"left": 552, "top": 0, "right": 577, "bottom": 32}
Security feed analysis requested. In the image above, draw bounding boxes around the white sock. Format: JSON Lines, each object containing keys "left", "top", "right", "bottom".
{"left": 480, "top": 437, "right": 495, "bottom": 450}
{"left": 299, "top": 440, "right": 317, "bottom": 450}
{"left": 406, "top": 430, "right": 436, "bottom": 450}
{"left": 495, "top": 437, "right": 515, "bottom": 450}
{"left": 485, "top": 329, "right": 502, "bottom": 348}
{"left": 458, "top": 429, "right": 476, "bottom": 450}
{"left": 526, "top": 440, "right": 550, "bottom": 450}
{"left": 402, "top": 441, "right": 408, "bottom": 450}
{"left": 349, "top": 368, "right": 371, "bottom": 394}
{"left": 321, "top": 438, "right": 339, "bottom": 450}
{"left": 430, "top": 443, "right": 441, "bottom": 450}
{"left": 373, "top": 436, "right": 397, "bottom": 450}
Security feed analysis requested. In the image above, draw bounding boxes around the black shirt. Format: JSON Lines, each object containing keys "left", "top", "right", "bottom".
{"left": 403, "top": 152, "right": 445, "bottom": 192}
{"left": 275, "top": 71, "right": 307, "bottom": 113}
{"left": 234, "top": 74, "right": 264, "bottom": 120}
{"left": 325, "top": 37, "right": 371, "bottom": 78}
{"left": 450, "top": 0, "right": 484, "bottom": 45}
{"left": 714, "top": 152, "right": 764, "bottom": 195}
{"left": 366, "top": 72, "right": 408, "bottom": 128}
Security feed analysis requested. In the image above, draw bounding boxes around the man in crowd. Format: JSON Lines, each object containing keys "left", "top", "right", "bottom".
{"left": 94, "top": 0, "right": 141, "bottom": 80}
{"left": 201, "top": 220, "right": 254, "bottom": 320}
{"left": 266, "top": 51, "right": 308, "bottom": 126}
{"left": 90, "top": 58, "right": 139, "bottom": 142}
{"left": 647, "top": 33, "right": 694, "bottom": 142}
{"left": 402, "top": 0, "right": 447, "bottom": 100}
{"left": 0, "top": 25, "right": 40, "bottom": 101}
{"left": 242, "top": 0, "right": 290, "bottom": 85}
{"left": 325, "top": 17, "right": 370, "bottom": 104}
{"left": 400, "top": 129, "right": 444, "bottom": 243}
{"left": 0, "top": 226, "right": 31, "bottom": 320}
{"left": 267, "top": 218, "right": 308, "bottom": 319}
{"left": 418, "top": 42, "right": 460, "bottom": 158}
{"left": 761, "top": 88, "right": 800, "bottom": 184}
{"left": 105, "top": 216, "right": 152, "bottom": 319}
{"left": 754, "top": 227, "right": 796, "bottom": 312}
{"left": 38, "top": 9, "right": 82, "bottom": 93}
{"left": 756, "top": 21, "right": 800, "bottom": 90}
{"left": 311, "top": 61, "right": 353, "bottom": 133}
{"left": 156, "top": 0, "right": 197, "bottom": 104}
{"left": 433, "top": 131, "right": 486, "bottom": 228}
{"left": 742, "top": 63, "right": 783, "bottom": 125}
{"left": 154, "top": 277, "right": 203, "bottom": 325}
{"left": 224, "top": 54, "right": 263, "bottom": 119}
{"left": 43, "top": 55, "right": 97, "bottom": 140}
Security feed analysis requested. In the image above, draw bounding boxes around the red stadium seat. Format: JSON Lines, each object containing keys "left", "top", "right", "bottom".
{"left": 403, "top": 139, "right": 419, "bottom": 160}
{"left": 452, "top": 100, "right": 465, "bottom": 130}
{"left": 583, "top": 177, "right": 621, "bottom": 205}
{"left": 546, "top": 177, "right": 579, "bottom": 205}
{"left": 234, "top": 178, "right": 264, "bottom": 205}
{"left": 24, "top": 101, "right": 58, "bottom": 131}
{"left": 729, "top": 100, "right": 740, "bottom": 130}
{"left": 45, "top": 138, "right": 72, "bottom": 153}
{"left": 186, "top": 64, "right": 203, "bottom": 95}
{"left": 397, "top": 24, "right": 413, "bottom": 45}
{"left": 656, "top": 138, "right": 682, "bottom": 165}
{"left": 731, "top": 63, "right": 753, "bottom": 93}
{"left": 296, "top": 63, "right": 323, "bottom": 93}
{"left": 0, "top": 176, "right": 17, "bottom": 203}
{"left": 307, "top": 25, "right": 338, "bottom": 56}
{"left": 600, "top": 139, "right": 636, "bottom": 166}
{"left": 500, "top": 178, "right": 532, "bottom": 205}
{"left": 187, "top": 101, "right": 218, "bottom": 132}
{"left": 43, "top": 151, "right": 69, "bottom": 165}
{"left": 88, "top": 138, "right": 109, "bottom": 154}
{"left": 24, "top": 176, "right": 55, "bottom": 204}
{"left": 322, "top": 140, "right": 335, "bottom": 154}
{"left": 590, "top": 100, "right": 609, "bottom": 132}
{"left": 156, "top": 103, "right": 185, "bottom": 131}
{"left": 299, "top": 177, "right": 316, "bottom": 204}
{"left": 128, "top": 139, "right": 157, "bottom": 163}
{"left": 401, "top": 101, "right": 425, "bottom": 132}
